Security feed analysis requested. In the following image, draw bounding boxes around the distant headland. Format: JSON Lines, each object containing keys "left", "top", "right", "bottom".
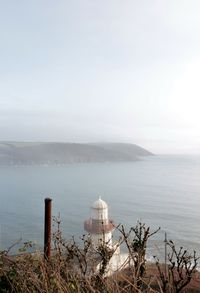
{"left": 0, "top": 142, "right": 153, "bottom": 165}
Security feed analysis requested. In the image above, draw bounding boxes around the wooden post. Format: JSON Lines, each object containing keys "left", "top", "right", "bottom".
{"left": 164, "top": 232, "right": 167, "bottom": 278}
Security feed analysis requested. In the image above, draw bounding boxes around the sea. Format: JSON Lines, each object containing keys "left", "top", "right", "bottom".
{"left": 0, "top": 155, "right": 200, "bottom": 261}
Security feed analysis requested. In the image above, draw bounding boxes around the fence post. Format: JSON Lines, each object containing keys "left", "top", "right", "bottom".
{"left": 44, "top": 197, "right": 52, "bottom": 260}
{"left": 164, "top": 232, "right": 167, "bottom": 278}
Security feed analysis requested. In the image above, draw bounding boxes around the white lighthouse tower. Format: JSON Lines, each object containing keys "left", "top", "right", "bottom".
{"left": 84, "top": 197, "right": 115, "bottom": 247}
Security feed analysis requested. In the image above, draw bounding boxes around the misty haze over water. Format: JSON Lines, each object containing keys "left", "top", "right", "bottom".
{"left": 1, "top": 1, "right": 200, "bottom": 154}
{"left": 0, "top": 155, "right": 199, "bottom": 259}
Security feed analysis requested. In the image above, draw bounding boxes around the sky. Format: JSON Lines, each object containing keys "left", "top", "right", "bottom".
{"left": 0, "top": 0, "right": 200, "bottom": 154}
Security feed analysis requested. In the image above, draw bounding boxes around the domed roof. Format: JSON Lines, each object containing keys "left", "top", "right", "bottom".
{"left": 92, "top": 197, "right": 108, "bottom": 209}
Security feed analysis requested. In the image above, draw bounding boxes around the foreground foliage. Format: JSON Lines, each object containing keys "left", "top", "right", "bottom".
{"left": 0, "top": 221, "right": 199, "bottom": 293}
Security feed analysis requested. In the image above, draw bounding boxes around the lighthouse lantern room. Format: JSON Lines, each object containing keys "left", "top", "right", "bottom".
{"left": 84, "top": 197, "right": 115, "bottom": 247}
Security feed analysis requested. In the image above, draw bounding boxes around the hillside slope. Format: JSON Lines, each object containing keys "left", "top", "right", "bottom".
{"left": 0, "top": 142, "right": 153, "bottom": 165}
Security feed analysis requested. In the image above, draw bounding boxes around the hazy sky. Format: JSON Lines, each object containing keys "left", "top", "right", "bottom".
{"left": 1, "top": 1, "right": 200, "bottom": 154}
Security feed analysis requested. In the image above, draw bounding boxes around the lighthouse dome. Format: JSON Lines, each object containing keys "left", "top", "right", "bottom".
{"left": 92, "top": 197, "right": 108, "bottom": 209}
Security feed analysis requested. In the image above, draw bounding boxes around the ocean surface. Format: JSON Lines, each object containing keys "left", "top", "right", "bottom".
{"left": 0, "top": 155, "right": 200, "bottom": 260}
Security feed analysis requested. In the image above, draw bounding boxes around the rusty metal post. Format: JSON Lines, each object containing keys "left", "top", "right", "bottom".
{"left": 44, "top": 197, "right": 52, "bottom": 260}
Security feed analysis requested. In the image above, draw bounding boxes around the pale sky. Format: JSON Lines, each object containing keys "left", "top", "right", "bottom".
{"left": 0, "top": 0, "right": 200, "bottom": 154}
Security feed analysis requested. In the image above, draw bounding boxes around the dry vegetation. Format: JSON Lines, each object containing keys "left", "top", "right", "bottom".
{"left": 0, "top": 220, "right": 199, "bottom": 293}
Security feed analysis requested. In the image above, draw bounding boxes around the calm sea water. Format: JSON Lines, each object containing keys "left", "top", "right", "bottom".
{"left": 0, "top": 155, "right": 200, "bottom": 259}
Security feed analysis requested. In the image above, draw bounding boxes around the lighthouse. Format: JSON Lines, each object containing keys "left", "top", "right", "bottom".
{"left": 84, "top": 197, "right": 115, "bottom": 247}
